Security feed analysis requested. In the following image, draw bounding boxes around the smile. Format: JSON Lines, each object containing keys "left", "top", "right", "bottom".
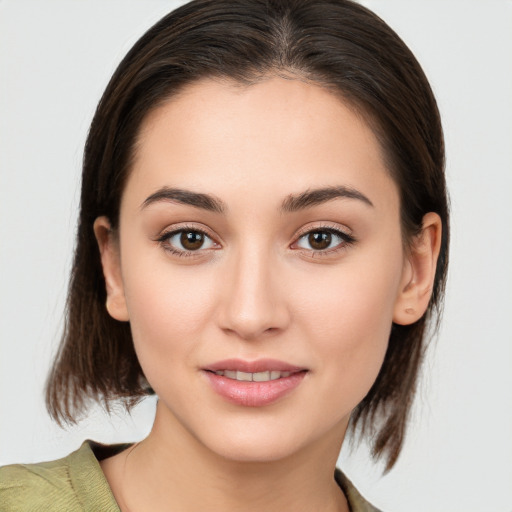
{"left": 212, "top": 370, "right": 292, "bottom": 382}
{"left": 203, "top": 359, "right": 308, "bottom": 407}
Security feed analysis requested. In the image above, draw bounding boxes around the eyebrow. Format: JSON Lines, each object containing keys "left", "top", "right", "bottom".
{"left": 141, "top": 187, "right": 226, "bottom": 213}
{"left": 280, "top": 186, "right": 374, "bottom": 212}
{"left": 141, "top": 184, "right": 373, "bottom": 214}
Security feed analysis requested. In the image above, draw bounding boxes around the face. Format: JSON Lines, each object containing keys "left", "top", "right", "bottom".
{"left": 98, "top": 77, "right": 418, "bottom": 463}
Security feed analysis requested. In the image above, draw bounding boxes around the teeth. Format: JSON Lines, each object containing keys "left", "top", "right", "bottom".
{"left": 252, "top": 371, "right": 270, "bottom": 382}
{"left": 213, "top": 370, "right": 295, "bottom": 382}
{"left": 236, "top": 371, "right": 252, "bottom": 381}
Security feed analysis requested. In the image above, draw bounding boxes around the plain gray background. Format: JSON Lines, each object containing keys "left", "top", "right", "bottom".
{"left": 1, "top": 1, "right": 511, "bottom": 511}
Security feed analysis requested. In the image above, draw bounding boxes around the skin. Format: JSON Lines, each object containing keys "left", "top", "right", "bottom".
{"left": 95, "top": 77, "right": 441, "bottom": 512}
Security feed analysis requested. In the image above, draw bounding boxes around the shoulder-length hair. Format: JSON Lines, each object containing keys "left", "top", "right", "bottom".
{"left": 46, "top": 0, "right": 449, "bottom": 471}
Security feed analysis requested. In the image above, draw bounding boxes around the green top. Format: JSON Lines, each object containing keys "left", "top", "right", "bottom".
{"left": 0, "top": 442, "right": 382, "bottom": 511}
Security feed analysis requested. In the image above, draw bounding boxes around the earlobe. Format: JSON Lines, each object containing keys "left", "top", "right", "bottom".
{"left": 393, "top": 212, "right": 442, "bottom": 326}
{"left": 93, "top": 216, "right": 130, "bottom": 322}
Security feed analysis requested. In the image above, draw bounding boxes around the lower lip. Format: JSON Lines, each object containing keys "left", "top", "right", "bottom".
{"left": 204, "top": 371, "right": 307, "bottom": 407}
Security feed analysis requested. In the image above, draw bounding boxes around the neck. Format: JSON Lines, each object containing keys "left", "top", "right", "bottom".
{"left": 103, "top": 401, "right": 350, "bottom": 512}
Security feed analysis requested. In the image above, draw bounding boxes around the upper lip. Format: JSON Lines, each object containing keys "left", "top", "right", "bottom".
{"left": 204, "top": 358, "right": 306, "bottom": 373}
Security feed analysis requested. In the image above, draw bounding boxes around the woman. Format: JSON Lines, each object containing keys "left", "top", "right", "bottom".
{"left": 0, "top": 1, "right": 448, "bottom": 510}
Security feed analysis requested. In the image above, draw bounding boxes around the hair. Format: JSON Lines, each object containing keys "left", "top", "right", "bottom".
{"left": 46, "top": 0, "right": 449, "bottom": 471}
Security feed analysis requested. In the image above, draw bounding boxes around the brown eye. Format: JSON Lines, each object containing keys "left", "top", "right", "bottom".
{"left": 161, "top": 229, "right": 216, "bottom": 254}
{"left": 295, "top": 228, "right": 354, "bottom": 252}
{"left": 308, "top": 232, "right": 331, "bottom": 250}
{"left": 180, "top": 231, "right": 205, "bottom": 250}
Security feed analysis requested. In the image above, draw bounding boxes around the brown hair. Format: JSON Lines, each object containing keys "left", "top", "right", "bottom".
{"left": 46, "top": 0, "right": 449, "bottom": 471}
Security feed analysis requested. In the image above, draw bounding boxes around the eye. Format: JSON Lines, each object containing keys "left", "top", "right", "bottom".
{"left": 159, "top": 228, "right": 217, "bottom": 254}
{"left": 294, "top": 228, "right": 354, "bottom": 252}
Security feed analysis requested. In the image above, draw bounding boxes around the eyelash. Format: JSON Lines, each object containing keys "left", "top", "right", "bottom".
{"left": 156, "top": 224, "right": 218, "bottom": 258}
{"left": 293, "top": 224, "right": 356, "bottom": 257}
{"left": 156, "top": 224, "right": 356, "bottom": 258}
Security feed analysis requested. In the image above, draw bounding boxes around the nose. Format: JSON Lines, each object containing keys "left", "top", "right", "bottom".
{"left": 217, "top": 246, "right": 290, "bottom": 340}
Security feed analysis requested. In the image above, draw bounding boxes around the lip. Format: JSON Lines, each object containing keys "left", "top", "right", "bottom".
{"left": 203, "top": 359, "right": 308, "bottom": 407}
{"left": 204, "top": 358, "right": 304, "bottom": 373}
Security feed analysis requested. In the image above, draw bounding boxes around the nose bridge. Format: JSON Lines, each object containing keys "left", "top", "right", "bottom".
{"left": 219, "top": 240, "right": 288, "bottom": 339}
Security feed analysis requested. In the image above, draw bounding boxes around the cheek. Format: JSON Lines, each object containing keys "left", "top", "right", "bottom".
{"left": 119, "top": 246, "right": 219, "bottom": 367}
{"left": 290, "top": 248, "right": 404, "bottom": 395}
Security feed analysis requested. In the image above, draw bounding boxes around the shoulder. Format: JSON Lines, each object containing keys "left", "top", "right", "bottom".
{"left": 335, "top": 468, "right": 384, "bottom": 512}
{"left": 0, "top": 441, "right": 120, "bottom": 512}
{"left": 0, "top": 455, "right": 82, "bottom": 511}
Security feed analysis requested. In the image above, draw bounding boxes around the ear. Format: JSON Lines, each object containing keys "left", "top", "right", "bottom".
{"left": 93, "top": 216, "right": 129, "bottom": 322}
{"left": 393, "top": 212, "right": 442, "bottom": 325}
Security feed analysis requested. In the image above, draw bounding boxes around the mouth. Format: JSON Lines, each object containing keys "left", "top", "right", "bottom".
{"left": 204, "top": 358, "right": 305, "bottom": 374}
{"left": 203, "top": 359, "right": 308, "bottom": 407}
{"left": 209, "top": 370, "right": 295, "bottom": 382}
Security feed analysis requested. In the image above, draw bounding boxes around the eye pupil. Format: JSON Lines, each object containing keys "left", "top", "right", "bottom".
{"left": 180, "top": 231, "right": 204, "bottom": 250}
{"left": 308, "top": 231, "right": 331, "bottom": 250}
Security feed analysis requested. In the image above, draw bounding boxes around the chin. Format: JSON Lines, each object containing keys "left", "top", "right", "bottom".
{"left": 207, "top": 433, "right": 304, "bottom": 464}
{"left": 195, "top": 414, "right": 342, "bottom": 465}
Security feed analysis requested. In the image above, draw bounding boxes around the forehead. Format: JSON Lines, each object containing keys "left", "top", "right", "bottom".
{"left": 125, "top": 77, "right": 398, "bottom": 213}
